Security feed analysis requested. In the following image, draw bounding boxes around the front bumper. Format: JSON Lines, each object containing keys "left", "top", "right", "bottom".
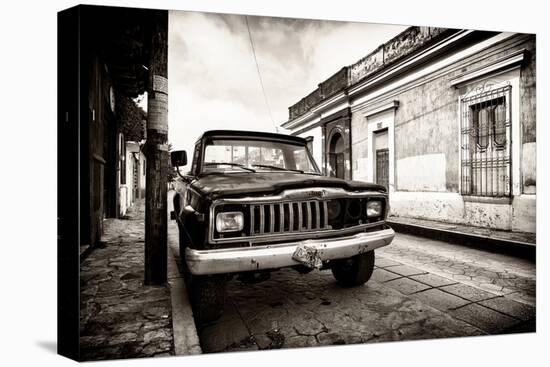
{"left": 185, "top": 227, "right": 395, "bottom": 275}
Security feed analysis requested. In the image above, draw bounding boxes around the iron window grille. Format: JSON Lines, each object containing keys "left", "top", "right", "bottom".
{"left": 460, "top": 84, "right": 512, "bottom": 197}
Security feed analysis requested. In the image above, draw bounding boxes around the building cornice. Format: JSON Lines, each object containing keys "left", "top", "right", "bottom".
{"left": 284, "top": 27, "right": 457, "bottom": 127}
{"left": 282, "top": 29, "right": 474, "bottom": 131}
{"left": 449, "top": 48, "right": 527, "bottom": 87}
{"left": 350, "top": 33, "right": 527, "bottom": 114}
{"left": 347, "top": 30, "right": 476, "bottom": 96}
{"left": 363, "top": 100, "right": 399, "bottom": 117}
{"left": 282, "top": 91, "right": 349, "bottom": 130}
{"left": 283, "top": 30, "right": 524, "bottom": 136}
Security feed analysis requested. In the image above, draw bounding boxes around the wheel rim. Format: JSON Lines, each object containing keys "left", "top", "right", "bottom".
{"left": 339, "top": 258, "right": 355, "bottom": 272}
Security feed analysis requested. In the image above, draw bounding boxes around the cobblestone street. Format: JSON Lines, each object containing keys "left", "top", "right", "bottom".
{"left": 378, "top": 234, "right": 536, "bottom": 305}
{"left": 169, "top": 228, "right": 535, "bottom": 353}
{"left": 77, "top": 195, "right": 536, "bottom": 359}
{"left": 80, "top": 201, "right": 174, "bottom": 361}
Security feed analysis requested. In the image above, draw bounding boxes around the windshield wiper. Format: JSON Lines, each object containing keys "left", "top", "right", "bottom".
{"left": 203, "top": 162, "right": 256, "bottom": 172}
{"left": 251, "top": 164, "right": 304, "bottom": 174}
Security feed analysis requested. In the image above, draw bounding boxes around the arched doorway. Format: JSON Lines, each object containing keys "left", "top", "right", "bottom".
{"left": 328, "top": 132, "right": 345, "bottom": 179}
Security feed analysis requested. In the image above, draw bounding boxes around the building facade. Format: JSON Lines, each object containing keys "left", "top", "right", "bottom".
{"left": 282, "top": 27, "right": 536, "bottom": 234}
{"left": 75, "top": 6, "right": 153, "bottom": 247}
{"left": 120, "top": 141, "right": 147, "bottom": 216}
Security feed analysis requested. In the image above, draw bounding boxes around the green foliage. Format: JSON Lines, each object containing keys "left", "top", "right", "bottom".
{"left": 116, "top": 92, "right": 146, "bottom": 142}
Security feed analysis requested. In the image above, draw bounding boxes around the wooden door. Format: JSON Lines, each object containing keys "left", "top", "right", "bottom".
{"left": 375, "top": 148, "right": 389, "bottom": 189}
{"left": 335, "top": 153, "right": 345, "bottom": 179}
{"left": 328, "top": 152, "right": 345, "bottom": 179}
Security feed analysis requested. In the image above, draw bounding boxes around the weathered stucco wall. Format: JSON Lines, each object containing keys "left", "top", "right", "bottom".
{"left": 389, "top": 192, "right": 534, "bottom": 232}
{"left": 351, "top": 110, "right": 369, "bottom": 180}
{"left": 520, "top": 37, "right": 536, "bottom": 144}
{"left": 512, "top": 195, "right": 536, "bottom": 233}
{"left": 393, "top": 74, "right": 460, "bottom": 192}
{"left": 119, "top": 186, "right": 128, "bottom": 216}
{"left": 522, "top": 142, "right": 536, "bottom": 194}
{"left": 396, "top": 154, "right": 447, "bottom": 192}
{"left": 520, "top": 36, "right": 537, "bottom": 194}
{"left": 390, "top": 34, "right": 536, "bottom": 194}
{"left": 351, "top": 107, "right": 395, "bottom": 186}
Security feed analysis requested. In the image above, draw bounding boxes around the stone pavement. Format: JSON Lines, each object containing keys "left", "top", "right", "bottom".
{"left": 172, "top": 231, "right": 535, "bottom": 353}
{"left": 378, "top": 234, "right": 536, "bottom": 305}
{"left": 80, "top": 200, "right": 174, "bottom": 361}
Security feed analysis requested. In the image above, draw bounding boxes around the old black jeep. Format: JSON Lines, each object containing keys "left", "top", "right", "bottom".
{"left": 170, "top": 130, "right": 394, "bottom": 323}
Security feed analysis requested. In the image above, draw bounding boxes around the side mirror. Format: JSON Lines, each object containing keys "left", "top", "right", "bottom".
{"left": 171, "top": 150, "right": 187, "bottom": 167}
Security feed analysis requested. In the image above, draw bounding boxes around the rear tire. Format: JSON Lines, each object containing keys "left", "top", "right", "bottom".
{"left": 331, "top": 250, "right": 375, "bottom": 287}
{"left": 189, "top": 275, "right": 226, "bottom": 324}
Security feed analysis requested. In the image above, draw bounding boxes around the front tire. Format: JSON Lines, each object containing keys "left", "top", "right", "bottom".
{"left": 176, "top": 221, "right": 226, "bottom": 324}
{"left": 331, "top": 250, "right": 375, "bottom": 287}
{"left": 177, "top": 222, "right": 187, "bottom": 260}
{"left": 189, "top": 275, "right": 226, "bottom": 324}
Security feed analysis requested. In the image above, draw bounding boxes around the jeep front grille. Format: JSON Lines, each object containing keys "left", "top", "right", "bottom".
{"left": 249, "top": 201, "right": 330, "bottom": 235}
{"left": 211, "top": 195, "right": 387, "bottom": 242}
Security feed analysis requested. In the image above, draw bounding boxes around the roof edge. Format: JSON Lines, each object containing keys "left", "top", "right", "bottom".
{"left": 197, "top": 130, "right": 307, "bottom": 144}
{"left": 285, "top": 26, "right": 457, "bottom": 123}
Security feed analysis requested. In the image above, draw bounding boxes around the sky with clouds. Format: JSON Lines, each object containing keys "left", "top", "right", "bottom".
{"left": 167, "top": 10, "right": 407, "bottom": 155}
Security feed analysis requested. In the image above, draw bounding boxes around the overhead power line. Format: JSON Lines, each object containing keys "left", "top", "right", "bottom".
{"left": 245, "top": 16, "right": 279, "bottom": 133}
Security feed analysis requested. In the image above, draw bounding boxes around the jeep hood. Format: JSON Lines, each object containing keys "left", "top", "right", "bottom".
{"left": 190, "top": 172, "right": 386, "bottom": 199}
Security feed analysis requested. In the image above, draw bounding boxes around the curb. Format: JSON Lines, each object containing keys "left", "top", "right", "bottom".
{"left": 387, "top": 220, "right": 535, "bottom": 261}
{"left": 79, "top": 244, "right": 93, "bottom": 262}
{"left": 167, "top": 236, "right": 202, "bottom": 355}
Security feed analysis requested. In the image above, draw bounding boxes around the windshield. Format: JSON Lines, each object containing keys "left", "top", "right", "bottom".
{"left": 201, "top": 138, "right": 320, "bottom": 174}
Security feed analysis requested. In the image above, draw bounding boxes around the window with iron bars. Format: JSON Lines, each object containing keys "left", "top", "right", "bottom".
{"left": 460, "top": 85, "right": 512, "bottom": 197}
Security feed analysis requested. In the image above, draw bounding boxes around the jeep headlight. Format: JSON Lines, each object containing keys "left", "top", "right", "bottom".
{"left": 216, "top": 211, "right": 244, "bottom": 232}
{"left": 366, "top": 200, "right": 382, "bottom": 217}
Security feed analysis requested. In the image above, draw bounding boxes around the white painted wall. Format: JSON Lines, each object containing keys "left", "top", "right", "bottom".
{"left": 389, "top": 192, "right": 465, "bottom": 223}
{"left": 119, "top": 186, "right": 128, "bottom": 216}
{"left": 122, "top": 142, "right": 147, "bottom": 212}
{"left": 351, "top": 110, "right": 369, "bottom": 182}
{"left": 522, "top": 142, "right": 536, "bottom": 194}
{"left": 389, "top": 191, "right": 535, "bottom": 232}
{"left": 396, "top": 153, "right": 447, "bottom": 192}
{"left": 126, "top": 149, "right": 136, "bottom": 205}
{"left": 351, "top": 106, "right": 396, "bottom": 191}
{"left": 139, "top": 152, "right": 146, "bottom": 195}
{"left": 512, "top": 195, "right": 536, "bottom": 232}
{"left": 297, "top": 126, "right": 323, "bottom": 171}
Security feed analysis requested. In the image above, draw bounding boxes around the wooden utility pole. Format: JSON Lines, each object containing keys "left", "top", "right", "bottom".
{"left": 145, "top": 10, "right": 169, "bottom": 285}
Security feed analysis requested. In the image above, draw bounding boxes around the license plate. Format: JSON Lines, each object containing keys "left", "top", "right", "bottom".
{"left": 292, "top": 243, "right": 323, "bottom": 269}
